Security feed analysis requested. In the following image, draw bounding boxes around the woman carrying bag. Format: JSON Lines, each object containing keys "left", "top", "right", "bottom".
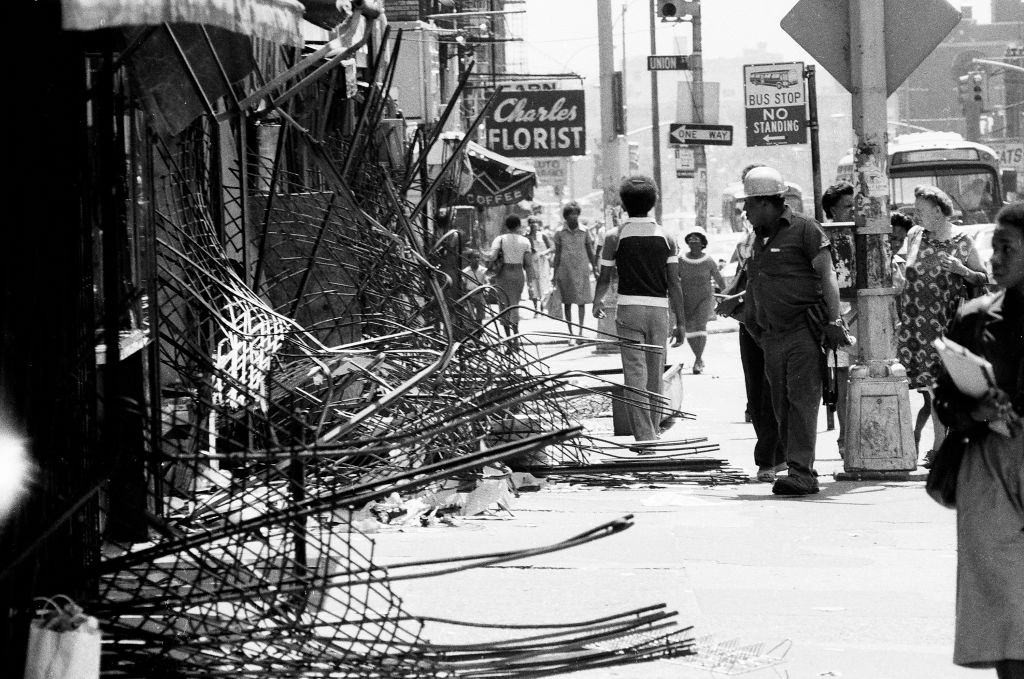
{"left": 486, "top": 215, "right": 533, "bottom": 342}
{"left": 931, "top": 202, "right": 1024, "bottom": 679}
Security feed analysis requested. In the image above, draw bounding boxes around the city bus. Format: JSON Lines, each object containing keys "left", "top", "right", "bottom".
{"left": 721, "top": 180, "right": 804, "bottom": 232}
{"left": 749, "top": 69, "right": 799, "bottom": 89}
{"left": 835, "top": 132, "right": 1002, "bottom": 224}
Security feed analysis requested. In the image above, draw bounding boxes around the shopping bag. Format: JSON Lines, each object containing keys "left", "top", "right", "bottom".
{"left": 545, "top": 286, "right": 563, "bottom": 320}
{"left": 24, "top": 597, "right": 101, "bottom": 679}
{"left": 925, "top": 432, "right": 968, "bottom": 509}
{"left": 485, "top": 237, "right": 504, "bottom": 280}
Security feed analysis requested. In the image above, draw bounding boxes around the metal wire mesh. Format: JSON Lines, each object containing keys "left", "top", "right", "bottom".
{"left": 85, "top": 64, "right": 703, "bottom": 675}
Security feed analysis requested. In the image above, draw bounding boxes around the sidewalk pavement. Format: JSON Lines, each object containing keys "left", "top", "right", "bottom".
{"left": 370, "top": 309, "right": 970, "bottom": 678}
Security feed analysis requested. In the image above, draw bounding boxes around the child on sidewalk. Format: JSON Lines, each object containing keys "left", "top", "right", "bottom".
{"left": 461, "top": 249, "right": 488, "bottom": 323}
{"left": 593, "top": 176, "right": 687, "bottom": 443}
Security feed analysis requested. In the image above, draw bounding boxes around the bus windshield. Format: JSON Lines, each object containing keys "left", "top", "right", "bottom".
{"left": 889, "top": 170, "right": 1000, "bottom": 225}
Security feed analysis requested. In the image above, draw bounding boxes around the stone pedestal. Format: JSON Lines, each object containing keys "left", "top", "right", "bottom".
{"left": 839, "top": 288, "right": 916, "bottom": 476}
{"left": 842, "top": 363, "right": 917, "bottom": 472}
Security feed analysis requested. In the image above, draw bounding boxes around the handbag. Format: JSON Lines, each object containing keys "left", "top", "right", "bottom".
{"left": 925, "top": 431, "right": 969, "bottom": 509}
{"left": 486, "top": 236, "right": 505, "bottom": 279}
{"left": 24, "top": 596, "right": 101, "bottom": 679}
{"left": 715, "top": 266, "right": 747, "bottom": 321}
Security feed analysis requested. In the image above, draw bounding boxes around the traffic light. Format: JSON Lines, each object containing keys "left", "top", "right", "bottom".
{"left": 959, "top": 71, "right": 984, "bottom": 141}
{"left": 657, "top": 1, "right": 699, "bottom": 21}
{"left": 1005, "top": 46, "right": 1024, "bottom": 137}
{"left": 957, "top": 74, "right": 971, "bottom": 102}
{"left": 969, "top": 71, "right": 984, "bottom": 105}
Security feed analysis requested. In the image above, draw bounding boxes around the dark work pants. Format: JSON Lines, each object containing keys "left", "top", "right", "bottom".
{"left": 739, "top": 324, "right": 784, "bottom": 470}
{"left": 762, "top": 325, "right": 822, "bottom": 480}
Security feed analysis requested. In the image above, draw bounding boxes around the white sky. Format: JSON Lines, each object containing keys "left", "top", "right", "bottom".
{"left": 521, "top": 0, "right": 992, "bottom": 80}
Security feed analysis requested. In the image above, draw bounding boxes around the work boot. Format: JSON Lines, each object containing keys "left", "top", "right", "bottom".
{"left": 772, "top": 475, "right": 819, "bottom": 496}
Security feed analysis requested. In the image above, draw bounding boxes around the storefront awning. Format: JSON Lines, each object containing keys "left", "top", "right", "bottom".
{"left": 61, "top": 0, "right": 305, "bottom": 46}
{"left": 457, "top": 141, "right": 537, "bottom": 208}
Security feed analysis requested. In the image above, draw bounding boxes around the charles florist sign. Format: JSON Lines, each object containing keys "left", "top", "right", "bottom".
{"left": 485, "top": 90, "right": 586, "bottom": 158}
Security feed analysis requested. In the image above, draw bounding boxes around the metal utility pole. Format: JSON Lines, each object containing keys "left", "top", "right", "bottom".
{"left": 842, "top": 0, "right": 916, "bottom": 475}
{"left": 648, "top": 0, "right": 663, "bottom": 222}
{"left": 806, "top": 65, "right": 823, "bottom": 222}
{"left": 596, "top": 0, "right": 623, "bottom": 353}
{"left": 622, "top": 2, "right": 627, "bottom": 81}
{"left": 598, "top": 0, "right": 623, "bottom": 214}
{"left": 690, "top": 1, "right": 707, "bottom": 229}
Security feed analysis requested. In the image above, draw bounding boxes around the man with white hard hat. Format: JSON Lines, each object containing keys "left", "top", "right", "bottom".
{"left": 742, "top": 166, "right": 845, "bottom": 496}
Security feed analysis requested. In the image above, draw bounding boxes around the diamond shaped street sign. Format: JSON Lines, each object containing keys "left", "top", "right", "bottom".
{"left": 781, "top": 0, "right": 961, "bottom": 96}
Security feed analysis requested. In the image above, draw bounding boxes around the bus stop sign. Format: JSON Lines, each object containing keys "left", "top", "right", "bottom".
{"left": 743, "top": 62, "right": 807, "bottom": 147}
{"left": 780, "top": 0, "right": 960, "bottom": 96}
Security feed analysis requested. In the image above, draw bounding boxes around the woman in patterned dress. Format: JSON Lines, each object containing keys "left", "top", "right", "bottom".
{"left": 676, "top": 227, "right": 725, "bottom": 374}
{"left": 552, "top": 202, "right": 598, "bottom": 343}
{"left": 897, "top": 185, "right": 989, "bottom": 465}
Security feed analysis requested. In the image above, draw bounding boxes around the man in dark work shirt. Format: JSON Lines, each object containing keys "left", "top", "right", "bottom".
{"left": 742, "top": 166, "right": 846, "bottom": 495}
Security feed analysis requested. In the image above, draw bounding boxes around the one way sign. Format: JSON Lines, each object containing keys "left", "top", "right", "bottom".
{"left": 668, "top": 123, "right": 734, "bottom": 146}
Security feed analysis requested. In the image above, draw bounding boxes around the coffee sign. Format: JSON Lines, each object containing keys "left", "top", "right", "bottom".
{"left": 485, "top": 90, "right": 586, "bottom": 158}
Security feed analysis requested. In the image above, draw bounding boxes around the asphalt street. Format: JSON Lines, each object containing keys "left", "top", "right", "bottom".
{"left": 368, "top": 308, "right": 974, "bottom": 678}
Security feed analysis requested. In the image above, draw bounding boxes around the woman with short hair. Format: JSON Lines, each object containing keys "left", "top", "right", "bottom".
{"left": 676, "top": 227, "right": 725, "bottom": 374}
{"left": 552, "top": 201, "right": 597, "bottom": 343}
{"left": 487, "top": 215, "right": 534, "bottom": 341}
{"left": 897, "top": 185, "right": 989, "bottom": 466}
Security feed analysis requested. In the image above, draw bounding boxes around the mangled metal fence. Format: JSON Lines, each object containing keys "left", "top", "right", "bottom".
{"left": 49, "top": 19, "right": 714, "bottom": 677}
{"left": 0, "top": 14, "right": 759, "bottom": 675}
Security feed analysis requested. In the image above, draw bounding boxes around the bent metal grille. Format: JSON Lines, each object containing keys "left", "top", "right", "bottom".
{"left": 485, "top": 89, "right": 587, "bottom": 157}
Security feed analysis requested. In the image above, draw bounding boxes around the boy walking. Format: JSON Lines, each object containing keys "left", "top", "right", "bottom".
{"left": 593, "top": 176, "right": 686, "bottom": 442}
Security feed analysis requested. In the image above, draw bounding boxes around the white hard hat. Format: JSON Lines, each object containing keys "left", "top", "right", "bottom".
{"left": 739, "top": 166, "right": 786, "bottom": 198}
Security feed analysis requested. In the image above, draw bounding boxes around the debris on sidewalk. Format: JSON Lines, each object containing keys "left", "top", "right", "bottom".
{"left": 674, "top": 635, "right": 792, "bottom": 674}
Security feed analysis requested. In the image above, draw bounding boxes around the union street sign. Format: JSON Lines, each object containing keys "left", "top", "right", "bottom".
{"left": 647, "top": 55, "right": 692, "bottom": 71}
{"left": 743, "top": 62, "right": 807, "bottom": 147}
{"left": 667, "top": 123, "right": 733, "bottom": 146}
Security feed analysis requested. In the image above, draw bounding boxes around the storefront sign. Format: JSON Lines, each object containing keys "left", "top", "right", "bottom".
{"left": 485, "top": 90, "right": 586, "bottom": 158}
{"left": 494, "top": 80, "right": 559, "bottom": 91}
{"left": 456, "top": 141, "right": 537, "bottom": 208}
{"left": 534, "top": 158, "right": 567, "bottom": 186}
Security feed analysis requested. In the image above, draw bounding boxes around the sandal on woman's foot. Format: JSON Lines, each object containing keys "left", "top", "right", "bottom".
{"left": 693, "top": 359, "right": 704, "bottom": 374}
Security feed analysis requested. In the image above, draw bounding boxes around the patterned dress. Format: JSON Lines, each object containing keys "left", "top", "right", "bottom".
{"left": 678, "top": 254, "right": 719, "bottom": 334}
{"left": 896, "top": 229, "right": 974, "bottom": 389}
{"left": 553, "top": 228, "right": 595, "bottom": 305}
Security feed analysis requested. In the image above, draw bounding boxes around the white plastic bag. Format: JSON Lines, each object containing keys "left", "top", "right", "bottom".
{"left": 23, "top": 596, "right": 101, "bottom": 679}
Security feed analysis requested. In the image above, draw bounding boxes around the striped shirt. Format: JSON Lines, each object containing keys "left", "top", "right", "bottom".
{"left": 599, "top": 218, "right": 678, "bottom": 307}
